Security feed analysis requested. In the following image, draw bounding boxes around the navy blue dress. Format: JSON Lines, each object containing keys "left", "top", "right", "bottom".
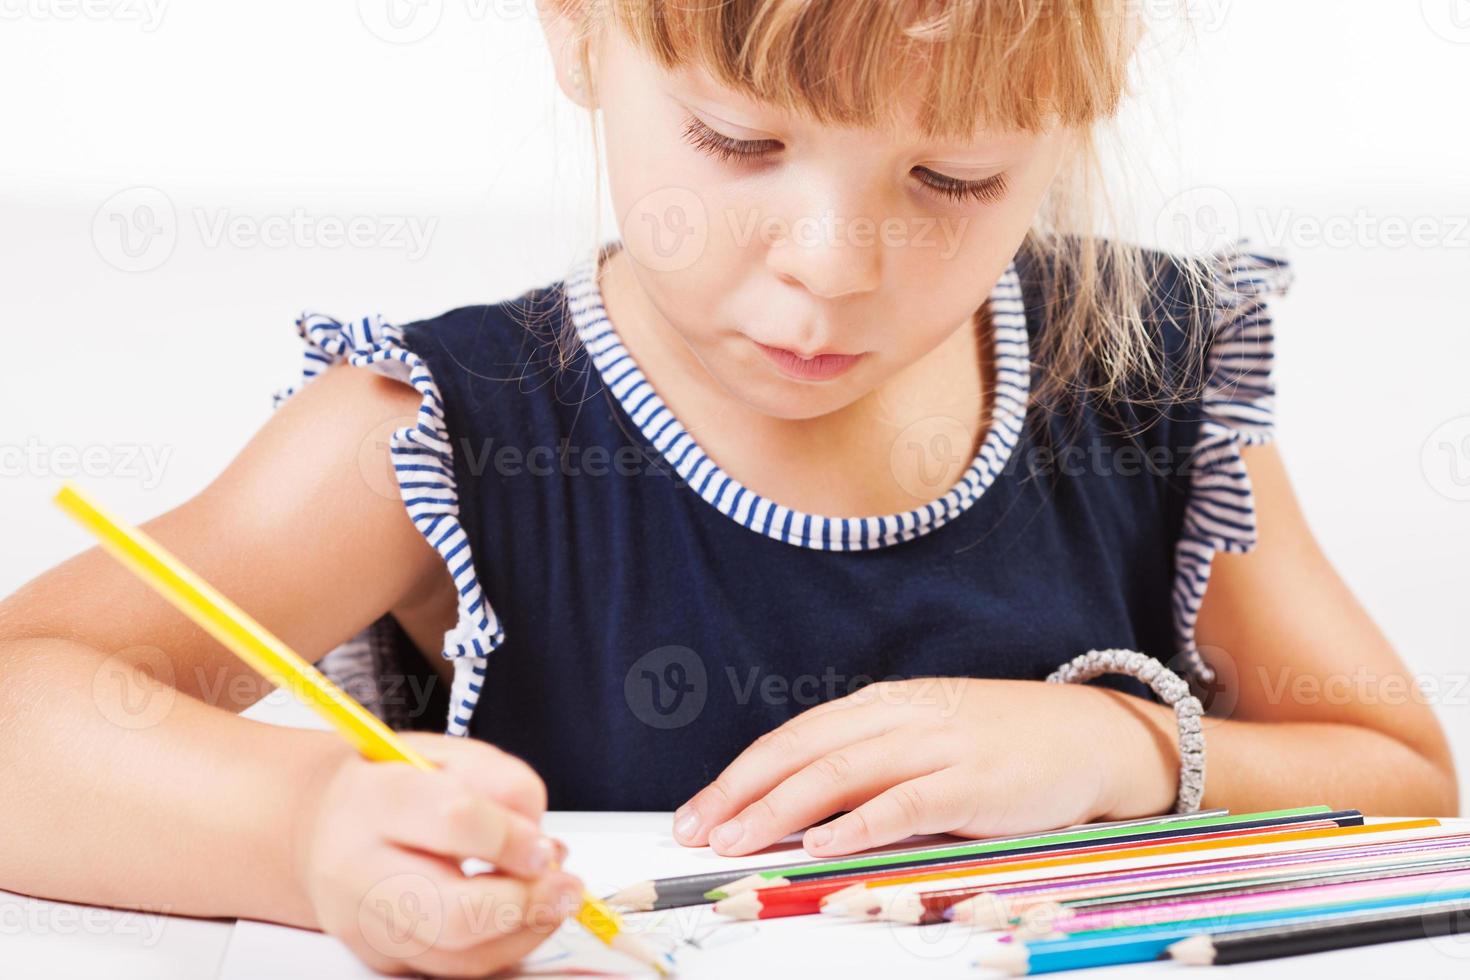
{"left": 280, "top": 238, "right": 1291, "bottom": 811}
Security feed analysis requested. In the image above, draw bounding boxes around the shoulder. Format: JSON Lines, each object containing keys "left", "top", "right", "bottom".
{"left": 398, "top": 282, "right": 574, "bottom": 389}
{"left": 393, "top": 278, "right": 598, "bottom": 425}
{"left": 1013, "top": 235, "right": 1293, "bottom": 417}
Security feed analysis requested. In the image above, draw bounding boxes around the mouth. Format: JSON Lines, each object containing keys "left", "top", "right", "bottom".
{"left": 754, "top": 341, "right": 866, "bottom": 382}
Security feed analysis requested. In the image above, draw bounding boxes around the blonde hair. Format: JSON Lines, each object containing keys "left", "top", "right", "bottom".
{"left": 550, "top": 0, "right": 1213, "bottom": 411}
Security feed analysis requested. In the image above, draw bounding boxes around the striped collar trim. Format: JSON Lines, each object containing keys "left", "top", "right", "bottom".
{"left": 562, "top": 242, "right": 1032, "bottom": 551}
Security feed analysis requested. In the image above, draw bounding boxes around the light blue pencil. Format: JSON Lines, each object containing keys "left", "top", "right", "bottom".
{"left": 974, "top": 886, "right": 1470, "bottom": 975}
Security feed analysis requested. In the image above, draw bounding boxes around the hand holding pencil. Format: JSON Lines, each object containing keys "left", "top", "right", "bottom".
{"left": 299, "top": 732, "right": 586, "bottom": 975}
{"left": 54, "top": 482, "right": 671, "bottom": 977}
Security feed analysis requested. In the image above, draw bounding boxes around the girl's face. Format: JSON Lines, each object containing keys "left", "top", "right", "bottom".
{"left": 593, "top": 27, "right": 1070, "bottom": 422}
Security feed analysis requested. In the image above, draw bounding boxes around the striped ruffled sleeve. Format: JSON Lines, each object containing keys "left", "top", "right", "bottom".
{"left": 1172, "top": 245, "right": 1294, "bottom": 683}
{"left": 274, "top": 312, "right": 504, "bottom": 737}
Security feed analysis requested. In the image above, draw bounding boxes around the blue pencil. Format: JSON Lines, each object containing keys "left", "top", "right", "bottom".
{"left": 974, "top": 886, "right": 1470, "bottom": 974}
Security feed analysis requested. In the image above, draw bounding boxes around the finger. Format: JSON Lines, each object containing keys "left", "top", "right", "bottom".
{"left": 674, "top": 698, "right": 899, "bottom": 848}
{"left": 707, "top": 731, "right": 940, "bottom": 856}
{"left": 377, "top": 767, "right": 559, "bottom": 877}
{"left": 349, "top": 857, "right": 579, "bottom": 978}
{"left": 411, "top": 871, "right": 582, "bottom": 979}
{"left": 804, "top": 769, "right": 975, "bottom": 856}
{"left": 401, "top": 732, "right": 549, "bottom": 820}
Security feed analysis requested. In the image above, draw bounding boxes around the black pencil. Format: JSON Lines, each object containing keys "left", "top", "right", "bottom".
{"left": 604, "top": 809, "right": 1229, "bottom": 911}
{"left": 1168, "top": 899, "right": 1470, "bottom": 965}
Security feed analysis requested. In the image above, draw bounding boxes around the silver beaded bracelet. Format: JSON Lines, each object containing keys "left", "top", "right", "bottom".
{"left": 1046, "top": 649, "right": 1205, "bottom": 814}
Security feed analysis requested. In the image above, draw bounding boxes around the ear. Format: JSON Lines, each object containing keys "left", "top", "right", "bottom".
{"left": 538, "top": 0, "right": 596, "bottom": 109}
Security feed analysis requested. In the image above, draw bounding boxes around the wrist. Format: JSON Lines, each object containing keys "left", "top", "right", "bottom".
{"left": 1092, "top": 688, "right": 1181, "bottom": 820}
{"left": 253, "top": 726, "right": 358, "bottom": 929}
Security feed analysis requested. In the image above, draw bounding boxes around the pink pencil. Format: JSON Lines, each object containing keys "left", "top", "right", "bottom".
{"left": 1019, "top": 867, "right": 1470, "bottom": 938}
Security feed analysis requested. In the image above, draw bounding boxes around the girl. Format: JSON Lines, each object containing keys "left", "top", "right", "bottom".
{"left": 0, "top": 1, "right": 1457, "bottom": 976}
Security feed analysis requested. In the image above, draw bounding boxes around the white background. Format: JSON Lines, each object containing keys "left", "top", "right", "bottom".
{"left": 1, "top": 3, "right": 1468, "bottom": 793}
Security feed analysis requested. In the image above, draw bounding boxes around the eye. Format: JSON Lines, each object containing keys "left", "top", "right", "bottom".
{"left": 681, "top": 114, "right": 782, "bottom": 163}
{"left": 912, "top": 167, "right": 1009, "bottom": 205}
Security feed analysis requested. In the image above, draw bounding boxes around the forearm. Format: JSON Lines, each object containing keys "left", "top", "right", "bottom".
{"left": 0, "top": 638, "right": 350, "bottom": 926}
{"left": 1099, "top": 689, "right": 1459, "bottom": 819}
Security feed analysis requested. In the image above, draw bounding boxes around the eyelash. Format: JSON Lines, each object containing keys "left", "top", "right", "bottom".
{"left": 679, "top": 114, "right": 1009, "bottom": 205}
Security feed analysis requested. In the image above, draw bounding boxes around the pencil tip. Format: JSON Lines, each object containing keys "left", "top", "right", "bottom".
{"left": 713, "top": 873, "right": 765, "bottom": 899}
{"left": 1166, "top": 934, "right": 1215, "bottom": 965}
{"left": 974, "top": 945, "right": 1029, "bottom": 976}
{"left": 606, "top": 881, "right": 657, "bottom": 911}
{"left": 818, "top": 883, "right": 866, "bottom": 910}
{"left": 612, "top": 932, "right": 676, "bottom": 976}
{"left": 713, "top": 891, "right": 762, "bottom": 920}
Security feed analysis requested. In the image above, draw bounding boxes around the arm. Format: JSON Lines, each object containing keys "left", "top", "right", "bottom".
{"left": 668, "top": 442, "right": 1457, "bottom": 857}
{"left": 0, "top": 365, "right": 578, "bottom": 975}
{"left": 1106, "top": 442, "right": 1458, "bottom": 818}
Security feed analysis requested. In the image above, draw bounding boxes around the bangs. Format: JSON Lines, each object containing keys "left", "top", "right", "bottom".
{"left": 608, "top": 0, "right": 1139, "bottom": 138}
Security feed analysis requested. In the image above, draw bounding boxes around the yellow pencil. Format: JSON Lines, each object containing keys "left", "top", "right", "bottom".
{"left": 54, "top": 481, "right": 672, "bottom": 976}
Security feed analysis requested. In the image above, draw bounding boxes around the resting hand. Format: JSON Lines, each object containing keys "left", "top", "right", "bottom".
{"left": 672, "top": 678, "right": 1173, "bottom": 857}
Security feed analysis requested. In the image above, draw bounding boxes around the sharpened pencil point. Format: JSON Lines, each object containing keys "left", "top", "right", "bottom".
{"left": 1166, "top": 934, "right": 1216, "bottom": 965}
{"left": 611, "top": 932, "right": 676, "bottom": 976}
{"left": 713, "top": 891, "right": 763, "bottom": 920}
{"left": 877, "top": 892, "right": 924, "bottom": 925}
{"left": 818, "top": 883, "right": 867, "bottom": 910}
{"left": 605, "top": 881, "right": 657, "bottom": 911}
{"left": 713, "top": 873, "right": 767, "bottom": 899}
{"left": 974, "top": 944, "right": 1029, "bottom": 976}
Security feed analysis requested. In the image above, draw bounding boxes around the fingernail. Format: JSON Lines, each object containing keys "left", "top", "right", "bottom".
{"left": 552, "top": 838, "right": 569, "bottom": 864}
{"left": 529, "top": 837, "right": 556, "bottom": 875}
{"left": 674, "top": 806, "right": 701, "bottom": 842}
{"left": 711, "top": 820, "right": 742, "bottom": 851}
{"left": 806, "top": 825, "right": 834, "bottom": 849}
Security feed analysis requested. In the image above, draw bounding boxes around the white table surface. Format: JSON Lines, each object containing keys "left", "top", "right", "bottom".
{"left": 6, "top": 813, "right": 1470, "bottom": 979}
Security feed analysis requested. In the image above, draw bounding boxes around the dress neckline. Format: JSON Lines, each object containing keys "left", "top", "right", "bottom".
{"left": 562, "top": 241, "right": 1032, "bottom": 550}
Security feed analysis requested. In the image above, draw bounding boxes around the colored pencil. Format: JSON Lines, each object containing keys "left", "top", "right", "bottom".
{"left": 818, "top": 819, "right": 1442, "bottom": 920}
{"left": 605, "top": 809, "right": 1228, "bottom": 911}
{"left": 713, "top": 818, "right": 1350, "bottom": 921}
{"left": 932, "top": 833, "right": 1470, "bottom": 927}
{"left": 1005, "top": 854, "right": 1470, "bottom": 933}
{"left": 975, "top": 887, "right": 1470, "bottom": 975}
{"left": 702, "top": 806, "right": 1339, "bottom": 902}
{"left": 52, "top": 483, "right": 674, "bottom": 977}
{"left": 1018, "top": 867, "right": 1470, "bottom": 938}
{"left": 1168, "top": 899, "right": 1470, "bottom": 965}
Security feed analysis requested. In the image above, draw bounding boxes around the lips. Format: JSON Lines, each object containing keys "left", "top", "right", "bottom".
{"left": 755, "top": 341, "right": 865, "bottom": 382}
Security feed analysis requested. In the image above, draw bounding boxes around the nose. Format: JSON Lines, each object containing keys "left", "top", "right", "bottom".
{"left": 764, "top": 209, "right": 883, "bottom": 300}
